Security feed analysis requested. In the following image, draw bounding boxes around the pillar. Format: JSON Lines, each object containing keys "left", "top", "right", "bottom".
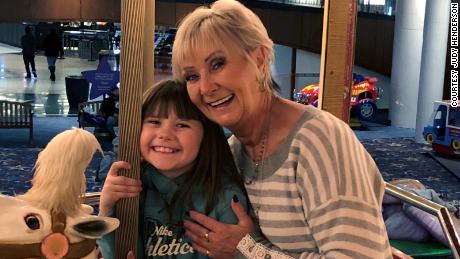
{"left": 389, "top": 0, "right": 426, "bottom": 128}
{"left": 415, "top": 0, "right": 451, "bottom": 142}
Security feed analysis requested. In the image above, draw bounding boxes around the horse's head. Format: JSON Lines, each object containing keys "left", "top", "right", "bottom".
{"left": 0, "top": 195, "right": 119, "bottom": 258}
{"left": 0, "top": 129, "right": 120, "bottom": 259}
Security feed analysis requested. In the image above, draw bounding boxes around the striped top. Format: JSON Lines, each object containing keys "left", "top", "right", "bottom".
{"left": 231, "top": 106, "right": 392, "bottom": 259}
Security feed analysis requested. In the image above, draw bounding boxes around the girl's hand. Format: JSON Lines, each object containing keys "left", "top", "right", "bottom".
{"left": 99, "top": 161, "right": 142, "bottom": 216}
{"left": 183, "top": 199, "right": 254, "bottom": 259}
{"left": 127, "top": 250, "right": 135, "bottom": 259}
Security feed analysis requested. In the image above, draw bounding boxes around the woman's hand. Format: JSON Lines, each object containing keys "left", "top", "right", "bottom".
{"left": 184, "top": 199, "right": 254, "bottom": 259}
{"left": 99, "top": 161, "right": 142, "bottom": 216}
{"left": 391, "top": 247, "right": 414, "bottom": 259}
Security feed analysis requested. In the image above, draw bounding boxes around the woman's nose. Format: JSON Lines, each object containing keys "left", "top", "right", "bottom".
{"left": 199, "top": 75, "right": 218, "bottom": 95}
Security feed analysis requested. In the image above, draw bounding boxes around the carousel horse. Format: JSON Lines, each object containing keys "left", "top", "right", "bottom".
{"left": 0, "top": 128, "right": 119, "bottom": 259}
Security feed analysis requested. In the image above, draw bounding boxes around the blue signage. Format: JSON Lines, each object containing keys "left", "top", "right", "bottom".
{"left": 82, "top": 57, "right": 120, "bottom": 99}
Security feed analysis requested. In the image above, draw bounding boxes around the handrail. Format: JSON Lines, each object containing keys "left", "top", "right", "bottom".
{"left": 385, "top": 183, "right": 460, "bottom": 259}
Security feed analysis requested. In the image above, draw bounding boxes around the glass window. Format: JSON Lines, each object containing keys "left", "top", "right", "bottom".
{"left": 448, "top": 108, "right": 460, "bottom": 127}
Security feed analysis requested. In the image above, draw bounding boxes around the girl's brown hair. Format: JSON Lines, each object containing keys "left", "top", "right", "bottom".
{"left": 142, "top": 79, "right": 244, "bottom": 213}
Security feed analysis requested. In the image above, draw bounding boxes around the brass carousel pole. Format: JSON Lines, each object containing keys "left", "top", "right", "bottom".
{"left": 116, "top": 0, "right": 154, "bottom": 258}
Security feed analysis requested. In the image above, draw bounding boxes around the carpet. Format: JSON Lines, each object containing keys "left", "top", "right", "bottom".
{"left": 362, "top": 138, "right": 460, "bottom": 207}
{"left": 0, "top": 117, "right": 81, "bottom": 148}
{"left": 1, "top": 138, "right": 459, "bottom": 210}
{"left": 430, "top": 153, "right": 460, "bottom": 179}
{"left": 0, "top": 147, "right": 103, "bottom": 196}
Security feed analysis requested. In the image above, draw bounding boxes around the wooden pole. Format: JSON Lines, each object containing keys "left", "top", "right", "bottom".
{"left": 318, "top": 0, "right": 357, "bottom": 123}
{"left": 116, "top": 0, "right": 154, "bottom": 258}
{"left": 290, "top": 47, "right": 297, "bottom": 101}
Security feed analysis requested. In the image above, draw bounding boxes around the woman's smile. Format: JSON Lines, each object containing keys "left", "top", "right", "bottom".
{"left": 206, "top": 94, "right": 235, "bottom": 108}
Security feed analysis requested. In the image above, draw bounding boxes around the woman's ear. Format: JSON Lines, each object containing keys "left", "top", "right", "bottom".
{"left": 251, "top": 46, "right": 267, "bottom": 72}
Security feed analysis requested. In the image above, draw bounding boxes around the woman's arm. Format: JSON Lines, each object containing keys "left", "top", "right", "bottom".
{"left": 184, "top": 199, "right": 299, "bottom": 259}
{"left": 184, "top": 190, "right": 252, "bottom": 259}
{"left": 291, "top": 111, "right": 392, "bottom": 258}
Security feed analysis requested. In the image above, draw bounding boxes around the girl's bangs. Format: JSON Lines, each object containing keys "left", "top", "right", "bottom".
{"left": 143, "top": 83, "right": 203, "bottom": 121}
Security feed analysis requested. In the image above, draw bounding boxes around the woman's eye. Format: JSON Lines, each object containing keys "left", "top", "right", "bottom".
{"left": 185, "top": 74, "right": 199, "bottom": 83}
{"left": 176, "top": 123, "right": 190, "bottom": 128}
{"left": 24, "top": 214, "right": 40, "bottom": 230}
{"left": 210, "top": 58, "right": 225, "bottom": 72}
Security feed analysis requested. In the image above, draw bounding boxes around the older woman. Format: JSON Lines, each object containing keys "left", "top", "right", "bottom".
{"left": 171, "top": 0, "right": 392, "bottom": 258}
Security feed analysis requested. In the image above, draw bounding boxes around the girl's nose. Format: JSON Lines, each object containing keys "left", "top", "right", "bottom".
{"left": 157, "top": 125, "right": 174, "bottom": 140}
{"left": 158, "top": 133, "right": 172, "bottom": 140}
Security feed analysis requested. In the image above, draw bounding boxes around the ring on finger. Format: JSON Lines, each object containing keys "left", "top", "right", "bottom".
{"left": 204, "top": 232, "right": 210, "bottom": 241}
{"left": 206, "top": 250, "right": 210, "bottom": 257}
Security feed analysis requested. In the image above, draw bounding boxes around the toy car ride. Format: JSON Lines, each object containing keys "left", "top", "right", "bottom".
{"left": 294, "top": 73, "right": 382, "bottom": 121}
{"left": 423, "top": 101, "right": 460, "bottom": 155}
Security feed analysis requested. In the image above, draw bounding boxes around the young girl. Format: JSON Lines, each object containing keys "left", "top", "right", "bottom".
{"left": 97, "top": 80, "right": 249, "bottom": 259}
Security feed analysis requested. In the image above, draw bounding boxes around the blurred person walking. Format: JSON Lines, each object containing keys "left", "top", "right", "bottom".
{"left": 21, "top": 26, "right": 37, "bottom": 79}
{"left": 42, "top": 28, "right": 63, "bottom": 81}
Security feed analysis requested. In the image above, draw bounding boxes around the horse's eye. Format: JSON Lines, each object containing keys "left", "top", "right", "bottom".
{"left": 24, "top": 214, "right": 40, "bottom": 230}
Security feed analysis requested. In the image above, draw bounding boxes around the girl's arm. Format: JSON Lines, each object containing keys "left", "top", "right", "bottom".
{"left": 97, "top": 161, "right": 143, "bottom": 259}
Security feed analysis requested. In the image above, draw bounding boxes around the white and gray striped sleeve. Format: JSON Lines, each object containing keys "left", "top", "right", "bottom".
{"left": 295, "top": 112, "right": 392, "bottom": 259}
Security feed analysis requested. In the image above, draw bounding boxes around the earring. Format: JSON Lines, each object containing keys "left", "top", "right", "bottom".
{"left": 259, "top": 74, "right": 267, "bottom": 91}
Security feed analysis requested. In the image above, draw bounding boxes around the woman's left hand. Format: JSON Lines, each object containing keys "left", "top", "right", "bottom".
{"left": 184, "top": 199, "right": 254, "bottom": 259}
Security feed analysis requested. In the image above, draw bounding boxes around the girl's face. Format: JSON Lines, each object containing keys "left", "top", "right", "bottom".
{"left": 140, "top": 111, "right": 204, "bottom": 179}
{"left": 180, "top": 44, "right": 265, "bottom": 132}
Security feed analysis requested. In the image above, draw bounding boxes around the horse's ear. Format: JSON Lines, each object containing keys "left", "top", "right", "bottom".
{"left": 71, "top": 216, "right": 120, "bottom": 239}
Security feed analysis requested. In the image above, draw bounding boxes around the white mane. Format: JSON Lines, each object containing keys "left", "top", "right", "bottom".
{"left": 18, "top": 128, "right": 102, "bottom": 215}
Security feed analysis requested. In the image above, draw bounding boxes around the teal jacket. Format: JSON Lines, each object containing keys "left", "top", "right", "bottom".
{"left": 98, "top": 165, "right": 248, "bottom": 259}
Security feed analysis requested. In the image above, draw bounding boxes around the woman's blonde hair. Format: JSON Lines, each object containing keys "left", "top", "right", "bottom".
{"left": 172, "top": 0, "right": 275, "bottom": 92}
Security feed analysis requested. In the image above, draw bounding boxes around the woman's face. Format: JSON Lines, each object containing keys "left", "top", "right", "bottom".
{"left": 180, "top": 44, "right": 264, "bottom": 131}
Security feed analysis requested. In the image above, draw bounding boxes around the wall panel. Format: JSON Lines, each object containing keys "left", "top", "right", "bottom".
{"left": 0, "top": 0, "right": 30, "bottom": 22}
{"left": 156, "top": 1, "right": 176, "bottom": 26}
{"left": 301, "top": 12, "right": 323, "bottom": 53}
{"left": 269, "top": 9, "right": 302, "bottom": 47}
{"left": 175, "top": 2, "right": 199, "bottom": 25}
{"left": 81, "top": 0, "right": 121, "bottom": 21}
{"left": 30, "top": 0, "right": 80, "bottom": 21}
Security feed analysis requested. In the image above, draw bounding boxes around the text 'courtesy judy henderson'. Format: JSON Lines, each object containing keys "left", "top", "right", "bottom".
{"left": 452, "top": 3, "right": 459, "bottom": 107}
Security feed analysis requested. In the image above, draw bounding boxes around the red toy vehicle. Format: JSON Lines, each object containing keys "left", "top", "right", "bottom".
{"left": 295, "top": 73, "right": 382, "bottom": 121}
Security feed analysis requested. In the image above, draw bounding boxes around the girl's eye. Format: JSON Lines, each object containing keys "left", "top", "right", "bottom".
{"left": 176, "top": 123, "right": 190, "bottom": 128}
{"left": 210, "top": 57, "right": 225, "bottom": 72}
{"left": 184, "top": 74, "right": 199, "bottom": 83}
{"left": 146, "top": 119, "right": 161, "bottom": 125}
